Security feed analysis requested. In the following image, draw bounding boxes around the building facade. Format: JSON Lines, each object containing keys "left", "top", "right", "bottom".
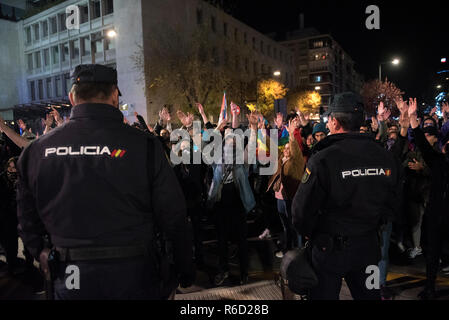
{"left": 282, "top": 28, "right": 363, "bottom": 109}
{"left": 3, "top": 0, "right": 296, "bottom": 123}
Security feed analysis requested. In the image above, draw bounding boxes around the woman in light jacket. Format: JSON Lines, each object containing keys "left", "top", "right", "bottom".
{"left": 267, "top": 118, "right": 305, "bottom": 258}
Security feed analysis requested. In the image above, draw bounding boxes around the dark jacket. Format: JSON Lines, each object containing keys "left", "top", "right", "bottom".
{"left": 16, "top": 103, "right": 194, "bottom": 280}
{"left": 292, "top": 133, "right": 400, "bottom": 238}
{"left": 412, "top": 127, "right": 449, "bottom": 222}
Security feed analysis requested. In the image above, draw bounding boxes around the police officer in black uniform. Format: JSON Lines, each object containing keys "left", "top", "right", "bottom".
{"left": 292, "top": 92, "right": 400, "bottom": 300}
{"left": 16, "top": 64, "right": 195, "bottom": 299}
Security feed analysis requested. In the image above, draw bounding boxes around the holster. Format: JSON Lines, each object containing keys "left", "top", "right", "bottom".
{"left": 39, "top": 248, "right": 60, "bottom": 300}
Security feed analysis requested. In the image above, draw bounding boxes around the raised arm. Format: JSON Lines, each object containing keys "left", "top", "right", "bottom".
{"left": 0, "top": 115, "right": 30, "bottom": 149}
{"left": 408, "top": 98, "right": 440, "bottom": 168}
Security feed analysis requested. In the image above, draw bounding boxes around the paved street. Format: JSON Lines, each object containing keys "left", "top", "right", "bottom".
{"left": 2, "top": 235, "right": 449, "bottom": 300}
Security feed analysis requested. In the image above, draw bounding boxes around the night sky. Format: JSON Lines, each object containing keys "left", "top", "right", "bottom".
{"left": 229, "top": 0, "right": 449, "bottom": 104}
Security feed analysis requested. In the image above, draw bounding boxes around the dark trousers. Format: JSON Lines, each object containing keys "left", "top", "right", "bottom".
{"left": 310, "top": 233, "right": 381, "bottom": 300}
{"left": 214, "top": 183, "right": 248, "bottom": 276}
{"left": 0, "top": 213, "right": 19, "bottom": 268}
{"left": 187, "top": 205, "right": 204, "bottom": 263}
{"left": 421, "top": 213, "right": 449, "bottom": 291}
{"left": 277, "top": 199, "right": 301, "bottom": 252}
{"left": 54, "top": 257, "right": 166, "bottom": 300}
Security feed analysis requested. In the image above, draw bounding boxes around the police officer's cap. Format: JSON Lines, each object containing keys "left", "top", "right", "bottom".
{"left": 71, "top": 64, "right": 122, "bottom": 96}
{"left": 324, "top": 92, "right": 364, "bottom": 117}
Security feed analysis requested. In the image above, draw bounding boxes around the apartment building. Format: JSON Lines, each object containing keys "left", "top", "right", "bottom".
{"left": 282, "top": 28, "right": 363, "bottom": 109}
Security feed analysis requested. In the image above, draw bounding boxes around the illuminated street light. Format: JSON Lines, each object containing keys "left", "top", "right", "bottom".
{"left": 107, "top": 30, "right": 117, "bottom": 38}
{"left": 437, "top": 85, "right": 442, "bottom": 89}
{"left": 379, "top": 58, "right": 400, "bottom": 81}
{"left": 273, "top": 71, "right": 281, "bottom": 77}
{"left": 315, "top": 86, "right": 321, "bottom": 90}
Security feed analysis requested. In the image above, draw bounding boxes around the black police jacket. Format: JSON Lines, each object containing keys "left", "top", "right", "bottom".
{"left": 292, "top": 133, "right": 400, "bottom": 238}
{"left": 16, "top": 103, "right": 194, "bottom": 277}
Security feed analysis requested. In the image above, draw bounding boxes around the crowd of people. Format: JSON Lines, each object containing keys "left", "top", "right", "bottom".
{"left": 1, "top": 87, "right": 449, "bottom": 299}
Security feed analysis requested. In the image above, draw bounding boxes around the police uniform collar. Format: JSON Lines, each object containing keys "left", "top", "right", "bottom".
{"left": 70, "top": 103, "right": 124, "bottom": 122}
{"left": 314, "top": 133, "right": 374, "bottom": 152}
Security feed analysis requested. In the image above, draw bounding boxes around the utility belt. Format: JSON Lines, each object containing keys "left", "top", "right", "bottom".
{"left": 312, "top": 231, "right": 378, "bottom": 252}
{"left": 55, "top": 245, "right": 147, "bottom": 262}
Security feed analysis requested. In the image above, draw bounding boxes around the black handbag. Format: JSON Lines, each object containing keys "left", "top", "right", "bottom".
{"left": 280, "top": 243, "right": 318, "bottom": 295}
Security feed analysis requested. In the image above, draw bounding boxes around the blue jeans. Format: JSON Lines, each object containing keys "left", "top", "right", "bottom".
{"left": 277, "top": 199, "right": 302, "bottom": 252}
{"left": 378, "top": 221, "right": 393, "bottom": 286}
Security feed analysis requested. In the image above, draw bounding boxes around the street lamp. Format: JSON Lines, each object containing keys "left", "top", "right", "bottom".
{"left": 437, "top": 85, "right": 442, "bottom": 89}
{"left": 107, "top": 30, "right": 117, "bottom": 38}
{"left": 379, "top": 58, "right": 400, "bottom": 81}
{"left": 315, "top": 86, "right": 321, "bottom": 90}
{"left": 273, "top": 70, "right": 281, "bottom": 77}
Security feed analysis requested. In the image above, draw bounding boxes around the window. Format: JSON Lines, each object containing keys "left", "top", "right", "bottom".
{"left": 65, "top": 74, "right": 71, "bottom": 95}
{"left": 105, "top": 35, "right": 115, "bottom": 51}
{"left": 252, "top": 37, "right": 256, "bottom": 50}
{"left": 43, "top": 48, "right": 50, "bottom": 66}
{"left": 52, "top": 45, "right": 59, "bottom": 64}
{"left": 42, "top": 20, "right": 48, "bottom": 37}
{"left": 196, "top": 9, "right": 203, "bottom": 25}
{"left": 315, "top": 75, "right": 322, "bottom": 82}
{"left": 104, "top": 0, "right": 114, "bottom": 15}
{"left": 224, "top": 50, "right": 229, "bottom": 66}
{"left": 234, "top": 28, "right": 238, "bottom": 42}
{"left": 211, "top": 47, "right": 219, "bottom": 65}
{"left": 30, "top": 81, "right": 36, "bottom": 101}
{"left": 273, "top": 48, "right": 277, "bottom": 59}
{"left": 260, "top": 40, "right": 264, "bottom": 54}
{"left": 211, "top": 16, "right": 216, "bottom": 33}
{"left": 71, "top": 40, "right": 80, "bottom": 60}
{"left": 59, "top": 13, "right": 67, "bottom": 31}
{"left": 27, "top": 54, "right": 33, "bottom": 71}
{"left": 280, "top": 51, "right": 283, "bottom": 60}
{"left": 223, "top": 22, "right": 227, "bottom": 37}
{"left": 243, "top": 32, "right": 247, "bottom": 44}
{"left": 61, "top": 43, "right": 69, "bottom": 62}
{"left": 25, "top": 27, "right": 31, "bottom": 44}
{"left": 33, "top": 24, "right": 40, "bottom": 41}
{"left": 81, "top": 36, "right": 91, "bottom": 56}
{"left": 253, "top": 61, "right": 258, "bottom": 74}
{"left": 34, "top": 51, "right": 41, "bottom": 69}
{"left": 55, "top": 76, "right": 62, "bottom": 97}
{"left": 313, "top": 41, "right": 323, "bottom": 48}
{"left": 92, "top": 33, "right": 103, "bottom": 54}
{"left": 91, "top": 0, "right": 101, "bottom": 19}
{"left": 80, "top": 5, "right": 89, "bottom": 23}
{"left": 50, "top": 17, "right": 57, "bottom": 34}
{"left": 261, "top": 64, "right": 265, "bottom": 74}
{"left": 235, "top": 56, "right": 239, "bottom": 70}
{"left": 245, "top": 58, "right": 249, "bottom": 72}
{"left": 46, "top": 78, "right": 52, "bottom": 98}
{"left": 38, "top": 80, "right": 43, "bottom": 100}
{"left": 267, "top": 45, "right": 271, "bottom": 57}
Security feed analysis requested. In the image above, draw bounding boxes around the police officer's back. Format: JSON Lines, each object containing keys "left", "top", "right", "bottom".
{"left": 16, "top": 64, "right": 195, "bottom": 299}
{"left": 292, "top": 92, "right": 399, "bottom": 300}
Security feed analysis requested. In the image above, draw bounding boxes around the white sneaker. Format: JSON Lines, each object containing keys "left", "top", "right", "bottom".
{"left": 397, "top": 242, "right": 406, "bottom": 253}
{"left": 275, "top": 251, "right": 284, "bottom": 259}
{"left": 408, "top": 247, "right": 423, "bottom": 259}
{"left": 258, "top": 229, "right": 271, "bottom": 240}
